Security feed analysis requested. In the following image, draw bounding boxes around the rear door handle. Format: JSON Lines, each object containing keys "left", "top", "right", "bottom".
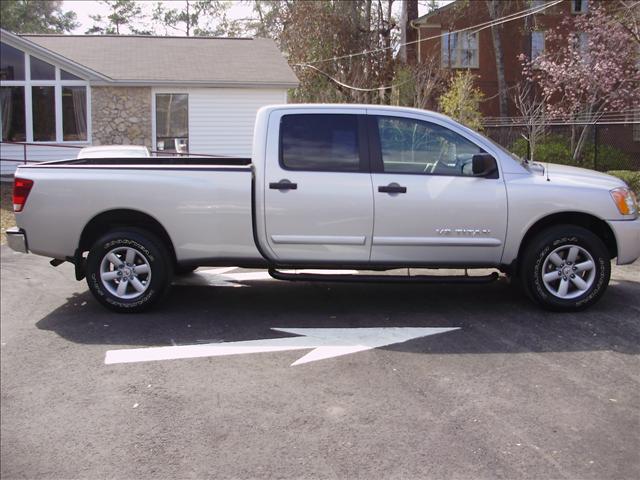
{"left": 378, "top": 183, "right": 407, "bottom": 194}
{"left": 269, "top": 180, "right": 297, "bottom": 190}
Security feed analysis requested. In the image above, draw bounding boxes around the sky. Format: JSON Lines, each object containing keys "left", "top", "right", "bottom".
{"left": 63, "top": 0, "right": 451, "bottom": 36}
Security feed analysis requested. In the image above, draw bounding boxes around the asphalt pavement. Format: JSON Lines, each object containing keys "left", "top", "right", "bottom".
{"left": 1, "top": 245, "right": 639, "bottom": 479}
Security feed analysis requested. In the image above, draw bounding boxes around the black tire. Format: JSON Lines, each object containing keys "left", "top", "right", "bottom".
{"left": 520, "top": 225, "right": 611, "bottom": 311}
{"left": 86, "top": 229, "right": 172, "bottom": 313}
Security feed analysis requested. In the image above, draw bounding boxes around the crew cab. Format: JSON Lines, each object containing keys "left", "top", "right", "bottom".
{"left": 6, "top": 104, "right": 640, "bottom": 312}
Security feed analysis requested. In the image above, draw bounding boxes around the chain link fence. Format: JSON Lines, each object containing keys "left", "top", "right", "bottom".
{"left": 483, "top": 122, "right": 640, "bottom": 172}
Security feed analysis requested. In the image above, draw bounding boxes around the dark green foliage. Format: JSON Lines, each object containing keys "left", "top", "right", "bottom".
{"left": 511, "top": 136, "right": 631, "bottom": 171}
{"left": 86, "top": 0, "right": 149, "bottom": 35}
{"left": 607, "top": 171, "right": 640, "bottom": 195}
{"left": 0, "top": 0, "right": 78, "bottom": 33}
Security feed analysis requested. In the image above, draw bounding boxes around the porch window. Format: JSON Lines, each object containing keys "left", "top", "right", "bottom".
{"left": 0, "top": 43, "right": 25, "bottom": 80}
{"left": 155, "top": 93, "right": 188, "bottom": 153}
{"left": 441, "top": 31, "right": 479, "bottom": 68}
{"left": 0, "top": 86, "right": 26, "bottom": 141}
{"left": 31, "top": 86, "right": 56, "bottom": 141}
{"left": 0, "top": 41, "right": 89, "bottom": 143}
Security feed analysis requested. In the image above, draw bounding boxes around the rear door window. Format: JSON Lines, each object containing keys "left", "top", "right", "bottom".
{"left": 280, "top": 114, "right": 360, "bottom": 171}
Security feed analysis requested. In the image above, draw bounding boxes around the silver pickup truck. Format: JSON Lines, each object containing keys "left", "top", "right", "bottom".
{"left": 6, "top": 104, "right": 640, "bottom": 312}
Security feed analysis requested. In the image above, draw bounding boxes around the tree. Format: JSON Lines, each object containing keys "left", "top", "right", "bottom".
{"left": 512, "top": 81, "right": 546, "bottom": 161}
{"left": 245, "top": 0, "right": 290, "bottom": 40}
{"left": 394, "top": 57, "right": 448, "bottom": 110}
{"left": 275, "top": 1, "right": 400, "bottom": 104}
{"left": 485, "top": 0, "right": 509, "bottom": 117}
{"left": 86, "top": 0, "right": 150, "bottom": 35}
{"left": 399, "top": 0, "right": 418, "bottom": 64}
{"left": 520, "top": 5, "right": 640, "bottom": 162}
{"left": 151, "top": 1, "right": 236, "bottom": 37}
{"left": 0, "top": 0, "right": 78, "bottom": 34}
{"left": 612, "top": 0, "right": 640, "bottom": 45}
{"left": 439, "top": 71, "right": 484, "bottom": 130}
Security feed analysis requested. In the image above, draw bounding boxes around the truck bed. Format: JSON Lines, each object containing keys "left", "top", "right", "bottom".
{"left": 15, "top": 158, "right": 259, "bottom": 262}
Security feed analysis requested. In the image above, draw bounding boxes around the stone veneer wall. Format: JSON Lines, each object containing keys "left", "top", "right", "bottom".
{"left": 91, "top": 87, "right": 152, "bottom": 147}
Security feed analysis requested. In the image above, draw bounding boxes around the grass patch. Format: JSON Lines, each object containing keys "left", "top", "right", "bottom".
{"left": 1, "top": 182, "right": 15, "bottom": 245}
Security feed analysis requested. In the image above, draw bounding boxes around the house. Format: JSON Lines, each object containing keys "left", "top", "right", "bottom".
{"left": 412, "top": 0, "right": 602, "bottom": 117}
{"left": 412, "top": 0, "right": 639, "bottom": 162}
{"left": 0, "top": 29, "right": 298, "bottom": 173}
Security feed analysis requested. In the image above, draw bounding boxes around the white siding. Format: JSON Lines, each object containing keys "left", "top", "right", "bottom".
{"left": 1, "top": 143, "right": 85, "bottom": 175}
{"left": 153, "top": 87, "right": 287, "bottom": 157}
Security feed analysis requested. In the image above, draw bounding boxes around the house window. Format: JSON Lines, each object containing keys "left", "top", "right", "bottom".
{"left": 62, "top": 87, "right": 87, "bottom": 141}
{"left": 442, "top": 31, "right": 479, "bottom": 68}
{"left": 0, "top": 41, "right": 89, "bottom": 143}
{"left": 531, "top": 31, "right": 545, "bottom": 60}
{"left": 634, "top": 112, "right": 640, "bottom": 142}
{"left": 571, "top": 0, "right": 588, "bottom": 14}
{"left": 578, "top": 32, "right": 590, "bottom": 61}
{"left": 155, "top": 93, "right": 188, "bottom": 153}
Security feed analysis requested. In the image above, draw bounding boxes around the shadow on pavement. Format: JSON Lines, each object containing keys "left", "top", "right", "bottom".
{"left": 35, "top": 275, "right": 640, "bottom": 355}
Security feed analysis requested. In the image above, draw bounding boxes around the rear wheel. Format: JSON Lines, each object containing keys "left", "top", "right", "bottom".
{"left": 86, "top": 229, "right": 172, "bottom": 313}
{"left": 520, "top": 225, "right": 610, "bottom": 311}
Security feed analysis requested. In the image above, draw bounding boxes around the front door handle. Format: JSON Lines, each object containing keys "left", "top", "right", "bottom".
{"left": 269, "top": 180, "right": 298, "bottom": 190}
{"left": 378, "top": 183, "right": 407, "bottom": 194}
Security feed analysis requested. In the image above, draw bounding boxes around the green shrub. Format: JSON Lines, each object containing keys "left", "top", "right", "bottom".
{"left": 510, "top": 135, "right": 576, "bottom": 166}
{"left": 583, "top": 145, "right": 631, "bottom": 172}
{"left": 509, "top": 136, "right": 630, "bottom": 171}
{"left": 606, "top": 170, "right": 640, "bottom": 195}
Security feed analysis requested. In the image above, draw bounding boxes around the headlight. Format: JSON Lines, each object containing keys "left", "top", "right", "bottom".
{"left": 610, "top": 187, "right": 638, "bottom": 216}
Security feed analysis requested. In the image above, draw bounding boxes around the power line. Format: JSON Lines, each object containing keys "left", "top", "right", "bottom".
{"left": 296, "top": 63, "right": 411, "bottom": 92}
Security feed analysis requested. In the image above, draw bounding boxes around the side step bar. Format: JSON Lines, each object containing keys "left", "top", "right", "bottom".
{"left": 268, "top": 269, "right": 499, "bottom": 284}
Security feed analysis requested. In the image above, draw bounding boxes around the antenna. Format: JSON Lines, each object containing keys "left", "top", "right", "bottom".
{"left": 546, "top": 160, "right": 551, "bottom": 182}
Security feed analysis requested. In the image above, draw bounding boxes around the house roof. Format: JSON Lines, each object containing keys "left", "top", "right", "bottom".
{"left": 7, "top": 32, "right": 298, "bottom": 88}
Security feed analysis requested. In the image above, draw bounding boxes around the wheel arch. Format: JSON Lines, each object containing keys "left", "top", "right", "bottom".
{"left": 78, "top": 209, "right": 177, "bottom": 267}
{"left": 514, "top": 211, "right": 617, "bottom": 274}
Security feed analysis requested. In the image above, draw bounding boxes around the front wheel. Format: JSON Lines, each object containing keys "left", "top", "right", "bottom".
{"left": 86, "top": 230, "right": 172, "bottom": 313}
{"left": 520, "top": 225, "right": 611, "bottom": 311}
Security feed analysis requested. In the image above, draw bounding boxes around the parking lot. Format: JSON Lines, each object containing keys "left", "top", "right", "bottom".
{"left": 1, "top": 245, "right": 639, "bottom": 479}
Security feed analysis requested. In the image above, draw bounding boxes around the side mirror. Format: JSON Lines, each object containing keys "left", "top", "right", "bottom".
{"left": 472, "top": 153, "right": 499, "bottom": 179}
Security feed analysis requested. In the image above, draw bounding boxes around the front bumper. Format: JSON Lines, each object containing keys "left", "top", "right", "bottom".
{"left": 5, "top": 227, "right": 28, "bottom": 254}
{"left": 608, "top": 218, "right": 640, "bottom": 265}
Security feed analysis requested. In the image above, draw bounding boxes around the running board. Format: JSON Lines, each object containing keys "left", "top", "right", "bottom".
{"left": 268, "top": 269, "right": 499, "bottom": 284}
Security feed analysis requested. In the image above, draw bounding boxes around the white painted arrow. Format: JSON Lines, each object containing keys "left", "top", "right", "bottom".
{"left": 104, "top": 327, "right": 459, "bottom": 366}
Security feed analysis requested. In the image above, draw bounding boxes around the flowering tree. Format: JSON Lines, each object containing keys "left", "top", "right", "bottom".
{"left": 520, "top": 5, "right": 640, "bottom": 161}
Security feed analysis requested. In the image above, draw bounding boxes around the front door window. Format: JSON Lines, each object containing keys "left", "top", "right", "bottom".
{"left": 376, "top": 116, "right": 485, "bottom": 176}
